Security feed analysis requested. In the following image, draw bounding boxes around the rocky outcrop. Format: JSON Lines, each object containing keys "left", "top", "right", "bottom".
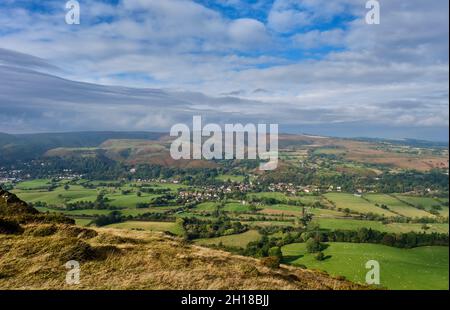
{"left": 0, "top": 188, "right": 39, "bottom": 216}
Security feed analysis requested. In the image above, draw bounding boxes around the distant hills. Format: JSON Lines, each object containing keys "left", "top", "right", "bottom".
{"left": 0, "top": 131, "right": 166, "bottom": 163}
{"left": 0, "top": 131, "right": 448, "bottom": 171}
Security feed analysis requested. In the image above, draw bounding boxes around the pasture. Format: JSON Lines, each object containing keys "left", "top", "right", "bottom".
{"left": 325, "top": 193, "right": 395, "bottom": 216}
{"left": 395, "top": 195, "right": 449, "bottom": 217}
{"left": 282, "top": 242, "right": 449, "bottom": 290}
{"left": 194, "top": 230, "right": 261, "bottom": 248}
{"left": 105, "top": 220, "right": 183, "bottom": 235}
{"left": 313, "top": 218, "right": 449, "bottom": 234}
{"left": 364, "top": 194, "right": 433, "bottom": 218}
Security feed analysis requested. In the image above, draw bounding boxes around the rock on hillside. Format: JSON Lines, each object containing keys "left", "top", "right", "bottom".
{"left": 0, "top": 188, "right": 39, "bottom": 216}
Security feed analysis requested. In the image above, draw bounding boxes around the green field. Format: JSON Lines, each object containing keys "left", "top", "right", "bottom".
{"left": 195, "top": 201, "right": 253, "bottom": 213}
{"left": 282, "top": 242, "right": 449, "bottom": 290}
{"left": 216, "top": 174, "right": 245, "bottom": 182}
{"left": 105, "top": 220, "right": 183, "bottom": 235}
{"left": 12, "top": 181, "right": 185, "bottom": 212}
{"left": 35, "top": 205, "right": 178, "bottom": 217}
{"left": 313, "top": 218, "right": 449, "bottom": 234}
{"left": 105, "top": 192, "right": 162, "bottom": 208}
{"left": 195, "top": 230, "right": 261, "bottom": 248}
{"left": 223, "top": 202, "right": 252, "bottom": 213}
{"left": 325, "top": 193, "right": 396, "bottom": 216}
{"left": 364, "top": 194, "right": 433, "bottom": 218}
{"left": 14, "top": 179, "right": 53, "bottom": 190}
{"left": 395, "top": 195, "right": 449, "bottom": 217}
{"left": 195, "top": 202, "right": 219, "bottom": 211}
{"left": 308, "top": 207, "right": 346, "bottom": 218}
{"left": 249, "top": 192, "right": 294, "bottom": 200}
{"left": 248, "top": 192, "right": 322, "bottom": 206}
{"left": 13, "top": 185, "right": 98, "bottom": 205}
{"left": 243, "top": 220, "right": 294, "bottom": 227}
{"left": 259, "top": 204, "right": 304, "bottom": 216}
{"left": 74, "top": 218, "right": 92, "bottom": 227}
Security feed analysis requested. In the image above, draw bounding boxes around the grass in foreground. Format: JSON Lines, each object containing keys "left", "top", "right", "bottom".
{"left": 0, "top": 225, "right": 365, "bottom": 290}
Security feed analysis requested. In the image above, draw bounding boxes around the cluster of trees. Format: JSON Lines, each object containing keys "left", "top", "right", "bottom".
{"left": 259, "top": 167, "right": 449, "bottom": 194}
{"left": 148, "top": 194, "right": 177, "bottom": 206}
{"left": 216, "top": 225, "right": 448, "bottom": 261}
{"left": 181, "top": 216, "right": 247, "bottom": 239}
{"left": 65, "top": 193, "right": 117, "bottom": 211}
{"left": 306, "top": 228, "right": 449, "bottom": 248}
{"left": 91, "top": 211, "right": 124, "bottom": 227}
{"left": 239, "top": 232, "right": 305, "bottom": 258}
{"left": 138, "top": 187, "right": 171, "bottom": 194}
{"left": 133, "top": 165, "right": 222, "bottom": 186}
{"left": 355, "top": 212, "right": 448, "bottom": 224}
{"left": 248, "top": 196, "right": 304, "bottom": 206}
{"left": 17, "top": 156, "right": 126, "bottom": 180}
{"left": 132, "top": 212, "right": 176, "bottom": 222}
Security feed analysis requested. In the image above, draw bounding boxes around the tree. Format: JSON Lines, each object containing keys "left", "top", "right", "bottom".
{"left": 268, "top": 246, "right": 283, "bottom": 259}
{"left": 64, "top": 184, "right": 70, "bottom": 191}
{"left": 315, "top": 251, "right": 325, "bottom": 261}
{"left": 306, "top": 238, "right": 323, "bottom": 253}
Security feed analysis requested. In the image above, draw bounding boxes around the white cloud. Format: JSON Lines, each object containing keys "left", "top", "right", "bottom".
{"left": 228, "top": 18, "right": 269, "bottom": 47}
{"left": 0, "top": 0, "right": 448, "bottom": 138}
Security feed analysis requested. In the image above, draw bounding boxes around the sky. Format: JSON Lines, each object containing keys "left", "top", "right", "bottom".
{"left": 0, "top": 0, "right": 448, "bottom": 141}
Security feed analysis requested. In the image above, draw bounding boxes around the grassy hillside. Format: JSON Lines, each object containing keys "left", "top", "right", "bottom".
{"left": 0, "top": 225, "right": 369, "bottom": 290}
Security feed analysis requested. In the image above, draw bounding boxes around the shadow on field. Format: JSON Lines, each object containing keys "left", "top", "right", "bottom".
{"left": 282, "top": 255, "right": 304, "bottom": 264}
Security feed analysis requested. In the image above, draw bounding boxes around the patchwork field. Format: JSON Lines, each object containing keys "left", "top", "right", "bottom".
{"left": 14, "top": 179, "right": 54, "bottom": 190}
{"left": 194, "top": 230, "right": 261, "bottom": 248}
{"left": 248, "top": 192, "right": 321, "bottom": 205}
{"left": 259, "top": 204, "right": 304, "bottom": 216}
{"left": 105, "top": 220, "right": 183, "bottom": 235}
{"left": 364, "top": 194, "right": 433, "bottom": 218}
{"left": 313, "top": 218, "right": 449, "bottom": 234}
{"left": 395, "top": 195, "right": 449, "bottom": 217}
{"left": 282, "top": 243, "right": 449, "bottom": 290}
{"left": 324, "top": 193, "right": 395, "bottom": 216}
{"left": 12, "top": 181, "right": 182, "bottom": 209}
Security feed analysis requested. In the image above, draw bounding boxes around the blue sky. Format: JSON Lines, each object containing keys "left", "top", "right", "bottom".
{"left": 0, "top": 0, "right": 448, "bottom": 141}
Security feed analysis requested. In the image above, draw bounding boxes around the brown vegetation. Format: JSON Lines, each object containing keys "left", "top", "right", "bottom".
{"left": 0, "top": 226, "right": 368, "bottom": 290}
